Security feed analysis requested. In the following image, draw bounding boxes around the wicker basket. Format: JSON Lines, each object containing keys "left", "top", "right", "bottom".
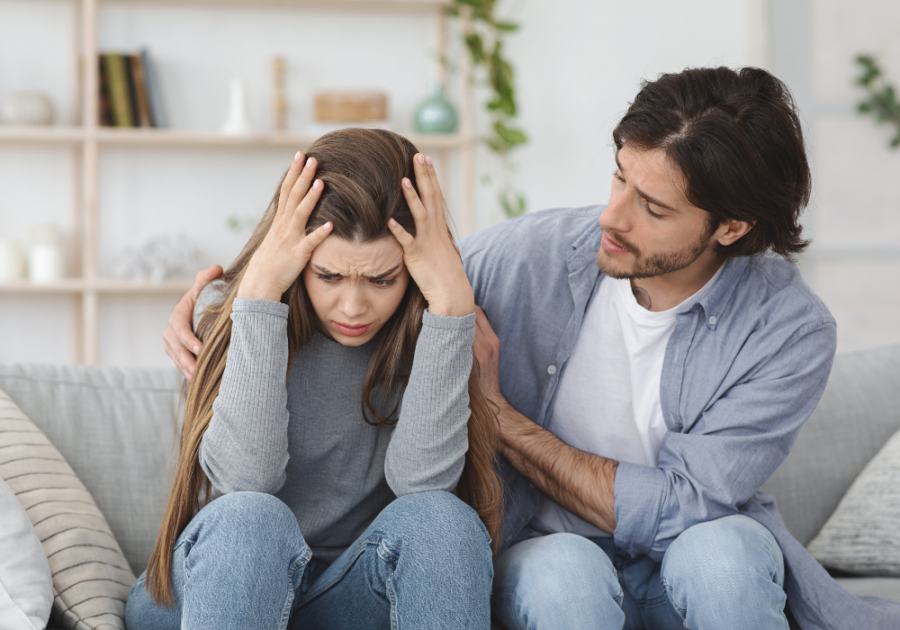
{"left": 314, "top": 91, "right": 388, "bottom": 122}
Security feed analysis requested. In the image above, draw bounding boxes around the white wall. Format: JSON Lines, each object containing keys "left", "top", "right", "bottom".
{"left": 772, "top": 0, "right": 900, "bottom": 353}
{"left": 4, "top": 0, "right": 893, "bottom": 366}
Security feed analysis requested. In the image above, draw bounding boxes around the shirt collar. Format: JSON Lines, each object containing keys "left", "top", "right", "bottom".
{"left": 567, "top": 217, "right": 603, "bottom": 274}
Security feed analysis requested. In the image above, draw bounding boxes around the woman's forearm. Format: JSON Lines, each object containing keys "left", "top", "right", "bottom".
{"left": 384, "top": 310, "right": 476, "bottom": 496}
{"left": 199, "top": 297, "right": 292, "bottom": 495}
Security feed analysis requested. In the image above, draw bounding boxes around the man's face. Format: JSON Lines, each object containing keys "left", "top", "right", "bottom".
{"left": 596, "top": 145, "right": 719, "bottom": 280}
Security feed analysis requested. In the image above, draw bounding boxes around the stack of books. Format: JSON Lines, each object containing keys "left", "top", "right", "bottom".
{"left": 98, "top": 49, "right": 166, "bottom": 128}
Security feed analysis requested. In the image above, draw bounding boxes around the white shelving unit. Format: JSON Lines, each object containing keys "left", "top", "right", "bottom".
{"left": 0, "top": 0, "right": 475, "bottom": 365}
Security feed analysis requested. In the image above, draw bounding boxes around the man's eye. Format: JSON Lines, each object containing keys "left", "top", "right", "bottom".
{"left": 641, "top": 200, "right": 663, "bottom": 219}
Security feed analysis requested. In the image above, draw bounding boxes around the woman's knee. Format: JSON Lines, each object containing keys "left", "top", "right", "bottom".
{"left": 185, "top": 491, "right": 308, "bottom": 571}
{"left": 379, "top": 491, "right": 492, "bottom": 569}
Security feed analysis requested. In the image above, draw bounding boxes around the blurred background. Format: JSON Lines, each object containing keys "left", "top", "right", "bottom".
{"left": 0, "top": 0, "right": 898, "bottom": 367}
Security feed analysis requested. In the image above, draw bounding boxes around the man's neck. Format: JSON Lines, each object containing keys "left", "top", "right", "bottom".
{"left": 629, "top": 252, "right": 726, "bottom": 312}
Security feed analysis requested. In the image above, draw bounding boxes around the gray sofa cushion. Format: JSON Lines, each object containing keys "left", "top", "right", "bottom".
{"left": 760, "top": 344, "right": 900, "bottom": 546}
{"left": 806, "top": 428, "right": 900, "bottom": 576}
{"left": 0, "top": 364, "right": 183, "bottom": 576}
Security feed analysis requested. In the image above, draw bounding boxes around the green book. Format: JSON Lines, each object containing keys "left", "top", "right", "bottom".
{"left": 103, "top": 53, "right": 134, "bottom": 128}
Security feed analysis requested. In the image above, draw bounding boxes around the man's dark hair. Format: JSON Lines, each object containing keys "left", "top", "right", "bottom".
{"left": 612, "top": 66, "right": 811, "bottom": 260}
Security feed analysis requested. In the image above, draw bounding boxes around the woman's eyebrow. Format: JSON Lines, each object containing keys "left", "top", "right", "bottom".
{"left": 311, "top": 264, "right": 401, "bottom": 280}
{"left": 365, "top": 265, "right": 401, "bottom": 281}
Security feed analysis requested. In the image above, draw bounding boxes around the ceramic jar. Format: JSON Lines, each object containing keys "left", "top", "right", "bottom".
{"left": 28, "top": 224, "right": 64, "bottom": 283}
{"left": 414, "top": 83, "right": 458, "bottom": 134}
{"left": 0, "top": 92, "right": 55, "bottom": 126}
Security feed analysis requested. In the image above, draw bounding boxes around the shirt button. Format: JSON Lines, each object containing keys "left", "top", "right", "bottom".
{"left": 547, "top": 365, "right": 557, "bottom": 375}
{"left": 709, "top": 316, "right": 717, "bottom": 325}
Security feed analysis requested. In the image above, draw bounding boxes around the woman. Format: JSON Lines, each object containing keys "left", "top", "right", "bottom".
{"left": 126, "top": 129, "right": 502, "bottom": 629}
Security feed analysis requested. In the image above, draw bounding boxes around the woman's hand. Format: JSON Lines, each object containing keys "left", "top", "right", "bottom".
{"left": 387, "top": 154, "right": 475, "bottom": 318}
{"left": 238, "top": 152, "right": 332, "bottom": 302}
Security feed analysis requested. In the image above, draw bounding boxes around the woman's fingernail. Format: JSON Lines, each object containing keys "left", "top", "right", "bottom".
{"left": 425, "top": 155, "right": 433, "bottom": 166}
{"left": 313, "top": 179, "right": 322, "bottom": 189}
{"left": 417, "top": 154, "right": 425, "bottom": 165}
{"left": 323, "top": 221, "right": 332, "bottom": 230}
{"left": 403, "top": 178, "right": 412, "bottom": 188}
{"left": 305, "top": 157, "right": 314, "bottom": 169}
{"left": 389, "top": 218, "right": 398, "bottom": 227}
{"left": 193, "top": 345, "right": 199, "bottom": 353}
{"left": 294, "top": 151, "right": 302, "bottom": 162}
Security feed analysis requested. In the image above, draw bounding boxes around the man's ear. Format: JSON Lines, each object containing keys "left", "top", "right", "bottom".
{"left": 716, "top": 219, "right": 755, "bottom": 247}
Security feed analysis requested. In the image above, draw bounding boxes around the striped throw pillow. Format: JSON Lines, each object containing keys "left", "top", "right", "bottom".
{"left": 0, "top": 389, "right": 135, "bottom": 630}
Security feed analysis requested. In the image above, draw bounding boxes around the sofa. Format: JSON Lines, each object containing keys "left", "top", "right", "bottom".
{"left": 1, "top": 343, "right": 898, "bottom": 628}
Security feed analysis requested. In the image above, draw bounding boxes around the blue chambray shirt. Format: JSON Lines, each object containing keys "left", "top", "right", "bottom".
{"left": 460, "top": 206, "right": 900, "bottom": 630}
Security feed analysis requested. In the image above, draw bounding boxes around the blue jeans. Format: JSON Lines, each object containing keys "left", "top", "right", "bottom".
{"left": 492, "top": 515, "right": 788, "bottom": 630}
{"left": 126, "top": 490, "right": 493, "bottom": 629}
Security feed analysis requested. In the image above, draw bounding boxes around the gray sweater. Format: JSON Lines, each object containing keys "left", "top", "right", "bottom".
{"left": 195, "top": 290, "right": 475, "bottom": 562}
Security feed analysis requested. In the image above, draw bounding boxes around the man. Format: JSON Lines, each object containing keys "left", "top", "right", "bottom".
{"left": 165, "top": 67, "right": 900, "bottom": 629}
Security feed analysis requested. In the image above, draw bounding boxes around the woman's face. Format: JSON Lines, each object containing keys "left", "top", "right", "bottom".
{"left": 302, "top": 236, "right": 410, "bottom": 346}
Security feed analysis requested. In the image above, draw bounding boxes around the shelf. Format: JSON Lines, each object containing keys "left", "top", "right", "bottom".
{"left": 101, "top": 0, "right": 447, "bottom": 11}
{"left": 0, "top": 126, "right": 85, "bottom": 146}
{"left": 0, "top": 279, "right": 193, "bottom": 295}
{"left": 0, "top": 126, "right": 475, "bottom": 151}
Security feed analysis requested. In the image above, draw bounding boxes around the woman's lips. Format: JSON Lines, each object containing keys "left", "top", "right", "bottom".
{"left": 334, "top": 322, "right": 372, "bottom": 337}
{"left": 601, "top": 233, "right": 631, "bottom": 255}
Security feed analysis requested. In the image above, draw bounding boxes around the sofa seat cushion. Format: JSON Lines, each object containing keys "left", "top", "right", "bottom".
{"left": 835, "top": 577, "right": 900, "bottom": 603}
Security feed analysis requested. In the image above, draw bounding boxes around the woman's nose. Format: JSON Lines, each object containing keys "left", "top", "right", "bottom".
{"left": 338, "top": 286, "right": 368, "bottom": 319}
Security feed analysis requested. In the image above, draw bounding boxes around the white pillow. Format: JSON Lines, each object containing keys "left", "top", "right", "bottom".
{"left": 808, "top": 428, "right": 900, "bottom": 576}
{"left": 0, "top": 476, "right": 53, "bottom": 630}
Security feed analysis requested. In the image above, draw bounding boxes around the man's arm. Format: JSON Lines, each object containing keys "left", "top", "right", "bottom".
{"left": 475, "top": 306, "right": 837, "bottom": 559}
{"left": 474, "top": 306, "right": 618, "bottom": 533}
{"left": 163, "top": 265, "right": 223, "bottom": 379}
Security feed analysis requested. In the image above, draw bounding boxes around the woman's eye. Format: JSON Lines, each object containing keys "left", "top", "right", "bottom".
{"left": 372, "top": 278, "right": 397, "bottom": 287}
{"left": 317, "top": 274, "right": 340, "bottom": 282}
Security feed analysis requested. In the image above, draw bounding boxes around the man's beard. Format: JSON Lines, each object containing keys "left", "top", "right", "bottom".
{"left": 596, "top": 226, "right": 716, "bottom": 280}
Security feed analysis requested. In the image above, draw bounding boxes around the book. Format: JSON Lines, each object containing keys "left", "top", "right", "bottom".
{"left": 141, "top": 49, "right": 166, "bottom": 128}
{"left": 129, "top": 54, "right": 153, "bottom": 127}
{"left": 103, "top": 54, "right": 134, "bottom": 128}
{"left": 123, "top": 54, "right": 140, "bottom": 128}
{"left": 97, "top": 56, "right": 114, "bottom": 127}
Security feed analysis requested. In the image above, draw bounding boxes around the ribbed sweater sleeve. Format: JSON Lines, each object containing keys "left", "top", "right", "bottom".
{"left": 199, "top": 298, "right": 291, "bottom": 495}
{"left": 384, "top": 309, "right": 475, "bottom": 496}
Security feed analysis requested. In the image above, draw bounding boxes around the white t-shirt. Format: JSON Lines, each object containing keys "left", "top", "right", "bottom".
{"left": 527, "top": 266, "right": 724, "bottom": 537}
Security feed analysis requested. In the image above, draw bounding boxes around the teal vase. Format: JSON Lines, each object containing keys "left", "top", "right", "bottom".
{"left": 414, "top": 83, "right": 458, "bottom": 134}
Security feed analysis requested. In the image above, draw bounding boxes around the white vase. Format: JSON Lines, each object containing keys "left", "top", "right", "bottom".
{"left": 0, "top": 92, "right": 55, "bottom": 126}
{"left": 220, "top": 78, "right": 252, "bottom": 135}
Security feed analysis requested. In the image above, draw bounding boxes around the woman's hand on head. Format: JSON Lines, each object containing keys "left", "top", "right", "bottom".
{"left": 387, "top": 154, "right": 475, "bottom": 318}
{"left": 238, "top": 152, "right": 332, "bottom": 302}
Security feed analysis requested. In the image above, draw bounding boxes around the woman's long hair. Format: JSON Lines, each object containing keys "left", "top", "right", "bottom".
{"left": 146, "top": 128, "right": 503, "bottom": 605}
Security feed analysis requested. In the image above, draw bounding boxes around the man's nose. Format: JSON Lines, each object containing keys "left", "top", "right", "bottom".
{"left": 599, "top": 191, "right": 631, "bottom": 233}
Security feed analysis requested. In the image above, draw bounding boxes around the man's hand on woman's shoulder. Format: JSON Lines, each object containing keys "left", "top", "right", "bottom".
{"left": 164, "top": 264, "right": 223, "bottom": 380}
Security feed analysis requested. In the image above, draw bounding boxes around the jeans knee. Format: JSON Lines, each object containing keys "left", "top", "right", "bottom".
{"left": 382, "top": 491, "right": 491, "bottom": 567}
{"left": 186, "top": 491, "right": 307, "bottom": 571}
{"left": 495, "top": 533, "right": 621, "bottom": 604}
{"left": 662, "top": 515, "right": 783, "bottom": 597}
